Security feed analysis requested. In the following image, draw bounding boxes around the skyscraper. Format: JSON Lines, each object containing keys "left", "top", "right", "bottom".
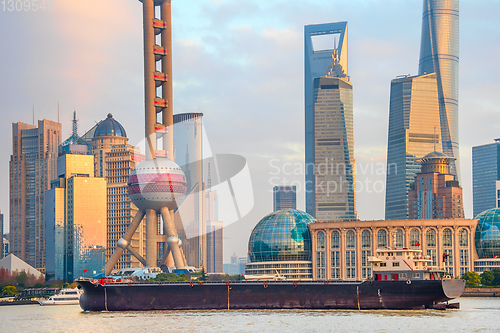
{"left": 418, "top": 0, "right": 460, "bottom": 179}
{"left": 89, "top": 114, "right": 146, "bottom": 270}
{"left": 305, "top": 22, "right": 356, "bottom": 221}
{"left": 45, "top": 153, "right": 107, "bottom": 281}
{"left": 472, "top": 140, "right": 500, "bottom": 217}
{"left": 273, "top": 186, "right": 297, "bottom": 211}
{"left": 408, "top": 152, "right": 463, "bottom": 219}
{"left": 205, "top": 166, "right": 223, "bottom": 273}
{"left": 173, "top": 113, "right": 205, "bottom": 268}
{"left": 385, "top": 74, "right": 441, "bottom": 220}
{"left": 10, "top": 119, "right": 62, "bottom": 272}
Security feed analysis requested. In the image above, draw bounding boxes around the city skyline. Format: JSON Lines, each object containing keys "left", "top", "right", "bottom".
{"left": 1, "top": 0, "right": 499, "bottom": 262}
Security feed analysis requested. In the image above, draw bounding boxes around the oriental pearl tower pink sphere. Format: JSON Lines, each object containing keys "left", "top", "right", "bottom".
{"left": 128, "top": 157, "right": 187, "bottom": 212}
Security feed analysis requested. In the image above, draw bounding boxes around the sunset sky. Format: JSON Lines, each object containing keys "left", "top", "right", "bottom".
{"left": 1, "top": 0, "right": 499, "bottom": 261}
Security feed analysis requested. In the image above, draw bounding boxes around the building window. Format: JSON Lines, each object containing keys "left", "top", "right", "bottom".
{"left": 443, "top": 228, "right": 452, "bottom": 248}
{"left": 331, "top": 231, "right": 340, "bottom": 249}
{"left": 316, "top": 251, "right": 325, "bottom": 280}
{"left": 377, "top": 229, "right": 387, "bottom": 248}
{"left": 410, "top": 228, "right": 420, "bottom": 248}
{"left": 346, "top": 230, "right": 355, "bottom": 249}
{"left": 394, "top": 229, "right": 404, "bottom": 248}
{"left": 331, "top": 251, "right": 340, "bottom": 279}
{"left": 459, "top": 229, "right": 468, "bottom": 248}
{"left": 426, "top": 229, "right": 437, "bottom": 266}
{"left": 361, "top": 250, "right": 371, "bottom": 279}
{"left": 460, "top": 249, "right": 469, "bottom": 268}
{"left": 316, "top": 231, "right": 325, "bottom": 279}
{"left": 316, "top": 231, "right": 325, "bottom": 250}
{"left": 442, "top": 228, "right": 454, "bottom": 274}
{"left": 346, "top": 250, "right": 355, "bottom": 279}
{"left": 426, "top": 229, "right": 436, "bottom": 248}
{"left": 361, "top": 230, "right": 371, "bottom": 249}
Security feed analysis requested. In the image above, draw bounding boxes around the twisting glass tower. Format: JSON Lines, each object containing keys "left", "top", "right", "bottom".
{"left": 418, "top": 0, "right": 460, "bottom": 179}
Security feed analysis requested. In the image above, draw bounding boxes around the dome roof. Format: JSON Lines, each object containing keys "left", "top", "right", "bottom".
{"left": 422, "top": 151, "right": 449, "bottom": 159}
{"left": 248, "top": 209, "right": 316, "bottom": 263}
{"left": 475, "top": 209, "right": 500, "bottom": 259}
{"left": 93, "top": 113, "right": 127, "bottom": 138}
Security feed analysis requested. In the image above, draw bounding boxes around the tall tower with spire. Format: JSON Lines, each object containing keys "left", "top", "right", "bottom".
{"left": 418, "top": 0, "right": 460, "bottom": 179}
{"left": 304, "top": 22, "right": 356, "bottom": 221}
{"left": 105, "top": 0, "right": 190, "bottom": 274}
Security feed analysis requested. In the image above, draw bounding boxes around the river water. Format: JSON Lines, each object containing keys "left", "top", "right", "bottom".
{"left": 0, "top": 298, "right": 499, "bottom": 332}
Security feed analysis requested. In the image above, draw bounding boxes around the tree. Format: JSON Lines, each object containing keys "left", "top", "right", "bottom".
{"left": 492, "top": 269, "right": 500, "bottom": 286}
{"left": 481, "top": 271, "right": 495, "bottom": 286}
{"left": 2, "top": 285, "right": 17, "bottom": 297}
{"left": 154, "top": 273, "right": 187, "bottom": 282}
{"left": 34, "top": 282, "right": 45, "bottom": 289}
{"left": 200, "top": 267, "right": 207, "bottom": 281}
{"left": 461, "top": 272, "right": 481, "bottom": 287}
{"left": 15, "top": 271, "right": 28, "bottom": 287}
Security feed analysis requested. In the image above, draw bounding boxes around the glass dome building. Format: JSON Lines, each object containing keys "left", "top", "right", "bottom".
{"left": 475, "top": 208, "right": 500, "bottom": 259}
{"left": 248, "top": 209, "right": 316, "bottom": 262}
{"left": 246, "top": 210, "right": 316, "bottom": 280}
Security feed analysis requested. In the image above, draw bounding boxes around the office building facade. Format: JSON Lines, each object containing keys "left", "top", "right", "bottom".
{"left": 273, "top": 186, "right": 297, "bottom": 211}
{"left": 418, "top": 0, "right": 460, "bottom": 179}
{"left": 45, "top": 153, "right": 107, "bottom": 280}
{"left": 10, "top": 120, "right": 62, "bottom": 272}
{"left": 305, "top": 22, "right": 356, "bottom": 221}
{"left": 408, "top": 152, "right": 463, "bottom": 219}
{"left": 310, "top": 218, "right": 476, "bottom": 280}
{"left": 472, "top": 140, "right": 500, "bottom": 217}
{"left": 385, "top": 74, "right": 441, "bottom": 220}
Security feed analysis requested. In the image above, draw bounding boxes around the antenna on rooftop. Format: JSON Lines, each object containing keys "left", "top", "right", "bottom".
{"left": 72, "top": 111, "right": 78, "bottom": 137}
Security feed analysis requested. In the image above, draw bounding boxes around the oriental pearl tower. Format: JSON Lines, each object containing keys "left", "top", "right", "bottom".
{"left": 104, "top": 0, "right": 187, "bottom": 275}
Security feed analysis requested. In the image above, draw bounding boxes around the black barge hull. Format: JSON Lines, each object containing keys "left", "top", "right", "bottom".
{"left": 77, "top": 279, "right": 465, "bottom": 311}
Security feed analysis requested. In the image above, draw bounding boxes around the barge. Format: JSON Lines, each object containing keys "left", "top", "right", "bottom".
{"left": 77, "top": 247, "right": 465, "bottom": 311}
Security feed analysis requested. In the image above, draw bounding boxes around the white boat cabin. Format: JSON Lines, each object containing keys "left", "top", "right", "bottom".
{"left": 368, "top": 248, "right": 446, "bottom": 281}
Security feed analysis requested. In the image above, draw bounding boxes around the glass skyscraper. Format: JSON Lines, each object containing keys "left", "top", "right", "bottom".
{"left": 418, "top": 0, "right": 460, "bottom": 179}
{"left": 472, "top": 140, "right": 500, "bottom": 217}
{"left": 385, "top": 0, "right": 459, "bottom": 219}
{"left": 385, "top": 74, "right": 441, "bottom": 220}
{"left": 305, "top": 22, "right": 356, "bottom": 221}
{"left": 45, "top": 154, "right": 107, "bottom": 281}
